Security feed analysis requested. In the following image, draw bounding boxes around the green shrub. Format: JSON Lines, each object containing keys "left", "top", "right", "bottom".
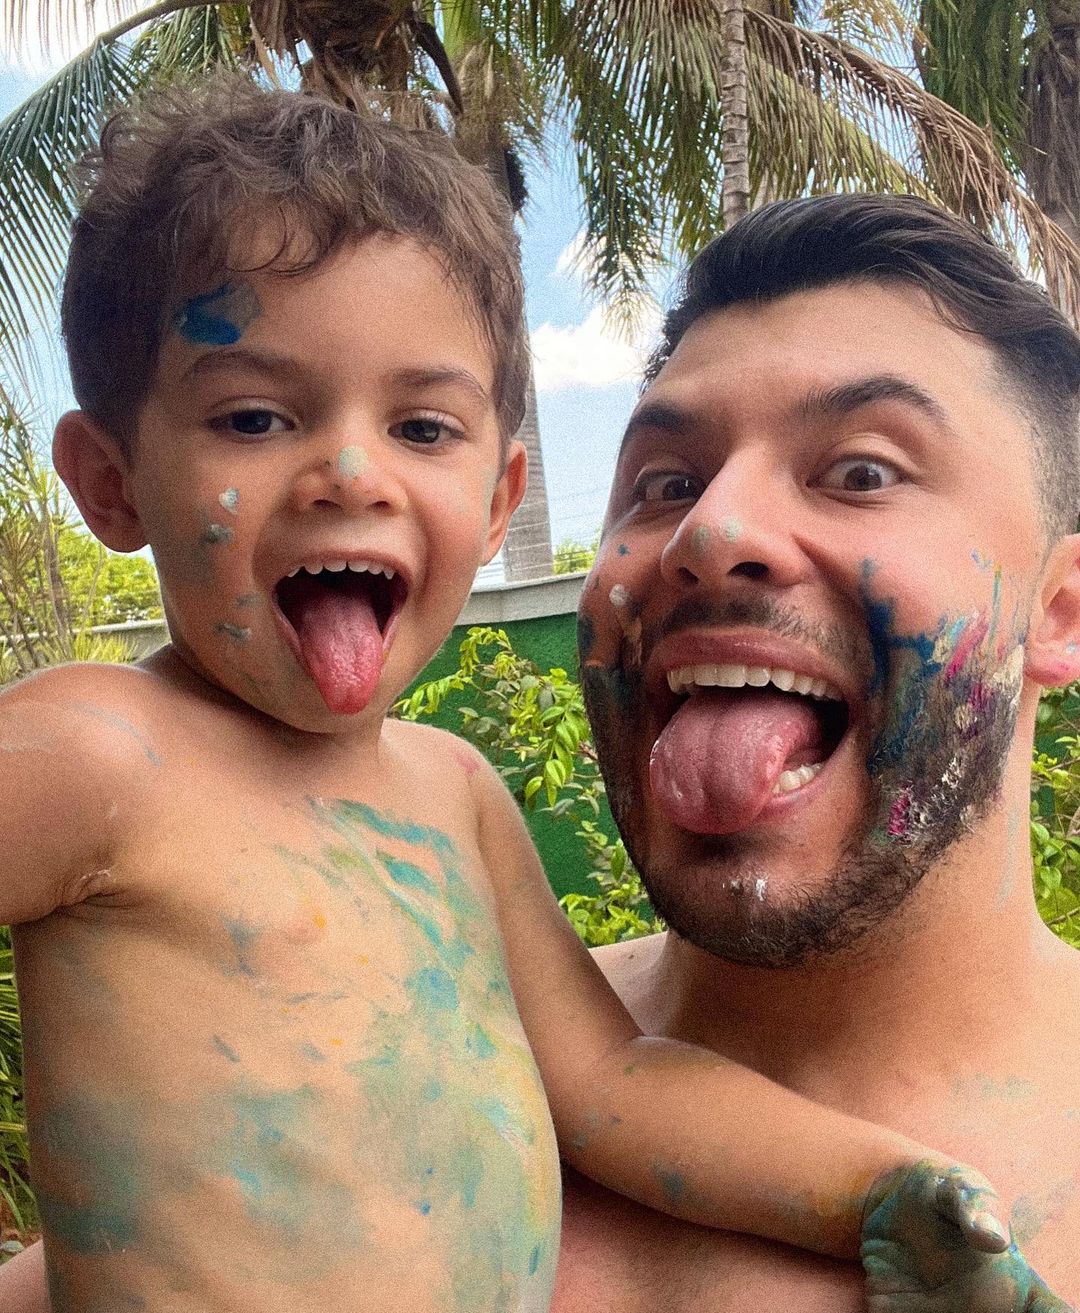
{"left": 0, "top": 926, "right": 33, "bottom": 1237}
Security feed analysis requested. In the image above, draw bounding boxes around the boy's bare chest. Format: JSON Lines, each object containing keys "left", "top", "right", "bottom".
{"left": 18, "top": 770, "right": 562, "bottom": 1311}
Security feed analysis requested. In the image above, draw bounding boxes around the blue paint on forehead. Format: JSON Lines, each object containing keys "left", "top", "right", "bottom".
{"left": 174, "top": 281, "right": 259, "bottom": 346}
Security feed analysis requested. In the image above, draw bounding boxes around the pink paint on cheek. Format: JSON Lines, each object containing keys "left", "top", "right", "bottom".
{"left": 887, "top": 788, "right": 912, "bottom": 839}
{"left": 944, "top": 615, "right": 990, "bottom": 680}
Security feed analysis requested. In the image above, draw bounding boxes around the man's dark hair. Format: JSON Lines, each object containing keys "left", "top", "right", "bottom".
{"left": 62, "top": 74, "right": 528, "bottom": 451}
{"left": 647, "top": 194, "right": 1080, "bottom": 539}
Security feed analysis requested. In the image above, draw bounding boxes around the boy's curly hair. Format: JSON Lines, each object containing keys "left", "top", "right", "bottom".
{"left": 62, "top": 74, "right": 529, "bottom": 449}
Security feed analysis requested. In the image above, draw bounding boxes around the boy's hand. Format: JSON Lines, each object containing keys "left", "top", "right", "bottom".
{"left": 862, "top": 1161, "right": 1074, "bottom": 1312}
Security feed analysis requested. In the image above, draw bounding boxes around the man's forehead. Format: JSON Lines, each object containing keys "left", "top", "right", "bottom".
{"left": 618, "top": 283, "right": 1001, "bottom": 459}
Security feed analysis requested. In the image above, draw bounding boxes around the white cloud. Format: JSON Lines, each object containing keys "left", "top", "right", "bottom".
{"left": 553, "top": 230, "right": 590, "bottom": 281}
{"left": 531, "top": 301, "right": 663, "bottom": 394}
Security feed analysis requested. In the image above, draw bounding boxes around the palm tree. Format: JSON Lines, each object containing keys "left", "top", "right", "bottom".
{"left": 2, "top": 0, "right": 1079, "bottom": 576}
{"left": 915, "top": 0, "right": 1079, "bottom": 247}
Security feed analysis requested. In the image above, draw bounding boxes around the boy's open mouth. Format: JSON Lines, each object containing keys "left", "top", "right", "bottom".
{"left": 274, "top": 559, "right": 408, "bottom": 715}
{"left": 649, "top": 664, "right": 851, "bottom": 835}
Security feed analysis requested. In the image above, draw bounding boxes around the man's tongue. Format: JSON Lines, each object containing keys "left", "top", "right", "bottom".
{"left": 288, "top": 578, "right": 384, "bottom": 715}
{"left": 649, "top": 688, "right": 824, "bottom": 835}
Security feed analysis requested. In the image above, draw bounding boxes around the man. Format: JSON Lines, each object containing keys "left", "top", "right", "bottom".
{"left": 556, "top": 193, "right": 1080, "bottom": 1310}
{"left": 2, "top": 194, "right": 1078, "bottom": 1311}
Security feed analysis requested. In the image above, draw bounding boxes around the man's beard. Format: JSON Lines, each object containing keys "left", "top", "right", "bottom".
{"left": 582, "top": 604, "right": 1025, "bottom": 970}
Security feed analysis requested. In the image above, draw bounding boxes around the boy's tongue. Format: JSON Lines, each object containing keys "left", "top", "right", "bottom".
{"left": 288, "top": 578, "right": 384, "bottom": 715}
{"left": 649, "top": 687, "right": 823, "bottom": 834}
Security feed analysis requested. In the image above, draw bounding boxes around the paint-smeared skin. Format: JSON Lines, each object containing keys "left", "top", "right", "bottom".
{"left": 12, "top": 697, "right": 560, "bottom": 1313}
{"left": 862, "top": 1164, "right": 1070, "bottom": 1312}
{"left": 860, "top": 560, "right": 1025, "bottom": 855}
{"left": 174, "top": 282, "right": 261, "bottom": 347}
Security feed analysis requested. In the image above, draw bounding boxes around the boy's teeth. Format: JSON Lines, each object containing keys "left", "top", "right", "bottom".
{"left": 666, "top": 663, "right": 843, "bottom": 702}
{"left": 288, "top": 559, "right": 397, "bottom": 579}
{"left": 773, "top": 761, "right": 824, "bottom": 795}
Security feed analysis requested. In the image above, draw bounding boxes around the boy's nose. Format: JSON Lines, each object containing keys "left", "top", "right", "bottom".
{"left": 289, "top": 439, "right": 406, "bottom": 517}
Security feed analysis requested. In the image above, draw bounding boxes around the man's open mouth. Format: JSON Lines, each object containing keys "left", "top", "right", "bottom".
{"left": 651, "top": 662, "right": 851, "bottom": 834}
{"left": 273, "top": 559, "right": 408, "bottom": 715}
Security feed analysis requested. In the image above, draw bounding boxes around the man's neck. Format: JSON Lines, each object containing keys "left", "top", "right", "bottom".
{"left": 628, "top": 798, "right": 1069, "bottom": 1111}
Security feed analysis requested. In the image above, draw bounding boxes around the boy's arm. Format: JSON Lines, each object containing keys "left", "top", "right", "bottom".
{"left": 0, "top": 1245, "right": 51, "bottom": 1313}
{"left": 0, "top": 670, "right": 139, "bottom": 927}
{"left": 470, "top": 752, "right": 995, "bottom": 1259}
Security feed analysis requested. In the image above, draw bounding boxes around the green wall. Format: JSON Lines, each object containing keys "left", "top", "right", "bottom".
{"left": 404, "top": 609, "right": 608, "bottom": 901}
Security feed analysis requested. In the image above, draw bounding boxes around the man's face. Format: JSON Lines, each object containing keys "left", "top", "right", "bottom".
{"left": 580, "top": 282, "right": 1046, "bottom": 965}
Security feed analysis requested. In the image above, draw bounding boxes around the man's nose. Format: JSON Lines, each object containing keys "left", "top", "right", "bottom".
{"left": 660, "top": 451, "right": 808, "bottom": 591}
{"left": 288, "top": 431, "right": 406, "bottom": 518}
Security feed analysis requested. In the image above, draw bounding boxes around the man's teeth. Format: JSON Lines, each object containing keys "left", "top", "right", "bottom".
{"left": 773, "top": 762, "right": 824, "bottom": 795}
{"left": 666, "top": 663, "right": 842, "bottom": 700}
{"left": 286, "top": 559, "right": 396, "bottom": 579}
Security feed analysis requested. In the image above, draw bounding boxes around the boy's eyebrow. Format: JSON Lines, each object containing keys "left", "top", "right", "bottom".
{"left": 181, "top": 354, "right": 490, "bottom": 403}
{"left": 182, "top": 347, "right": 302, "bottom": 385}
{"left": 389, "top": 366, "right": 490, "bottom": 403}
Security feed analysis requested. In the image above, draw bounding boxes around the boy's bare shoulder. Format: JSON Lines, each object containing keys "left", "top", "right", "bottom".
{"left": 383, "top": 716, "right": 495, "bottom": 785}
{"left": 0, "top": 660, "right": 172, "bottom": 767}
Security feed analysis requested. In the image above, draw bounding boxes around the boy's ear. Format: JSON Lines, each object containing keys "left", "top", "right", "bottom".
{"left": 52, "top": 411, "right": 148, "bottom": 553}
{"left": 481, "top": 440, "right": 528, "bottom": 564}
{"left": 1024, "top": 533, "right": 1080, "bottom": 687}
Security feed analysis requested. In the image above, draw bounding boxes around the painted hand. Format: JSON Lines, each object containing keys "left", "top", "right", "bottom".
{"left": 861, "top": 1161, "right": 1074, "bottom": 1312}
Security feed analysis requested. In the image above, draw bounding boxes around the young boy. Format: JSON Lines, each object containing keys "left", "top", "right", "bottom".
{"left": 0, "top": 77, "right": 1067, "bottom": 1313}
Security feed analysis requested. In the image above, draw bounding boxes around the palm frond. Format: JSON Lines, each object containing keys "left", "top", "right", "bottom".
{"left": 753, "top": 13, "right": 1080, "bottom": 317}
{"left": 0, "top": 34, "right": 145, "bottom": 384}
{"left": 0, "top": 7, "right": 247, "bottom": 392}
{"left": 2, "top": 0, "right": 147, "bottom": 71}
{"left": 916, "top": 0, "right": 1030, "bottom": 166}
{"left": 540, "top": 1, "right": 1079, "bottom": 322}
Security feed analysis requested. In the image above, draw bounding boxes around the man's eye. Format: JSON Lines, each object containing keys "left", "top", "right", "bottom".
{"left": 394, "top": 416, "right": 458, "bottom": 445}
{"left": 212, "top": 409, "right": 290, "bottom": 437}
{"left": 633, "top": 471, "right": 704, "bottom": 503}
{"left": 819, "top": 458, "right": 901, "bottom": 493}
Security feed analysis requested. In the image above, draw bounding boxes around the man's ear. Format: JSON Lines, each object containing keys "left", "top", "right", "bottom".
{"left": 481, "top": 439, "right": 528, "bottom": 564}
{"left": 52, "top": 411, "right": 148, "bottom": 553}
{"left": 1024, "top": 533, "right": 1080, "bottom": 687}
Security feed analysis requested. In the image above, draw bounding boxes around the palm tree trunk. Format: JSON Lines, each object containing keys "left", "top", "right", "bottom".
{"left": 502, "top": 374, "right": 554, "bottom": 582}
{"left": 720, "top": 0, "right": 751, "bottom": 229}
{"left": 1025, "top": 0, "right": 1080, "bottom": 248}
{"left": 481, "top": 141, "right": 554, "bottom": 580}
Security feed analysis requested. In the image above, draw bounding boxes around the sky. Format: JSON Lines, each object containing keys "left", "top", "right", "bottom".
{"left": 0, "top": 30, "right": 680, "bottom": 582}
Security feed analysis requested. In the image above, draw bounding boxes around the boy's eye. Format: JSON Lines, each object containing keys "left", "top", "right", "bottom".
{"left": 632, "top": 470, "right": 705, "bottom": 504}
{"left": 818, "top": 457, "right": 902, "bottom": 493}
{"left": 392, "top": 416, "right": 458, "bottom": 445}
{"left": 211, "top": 409, "right": 290, "bottom": 437}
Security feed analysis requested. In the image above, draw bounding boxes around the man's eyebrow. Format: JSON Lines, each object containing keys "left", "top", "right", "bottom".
{"left": 618, "top": 401, "right": 692, "bottom": 455}
{"left": 800, "top": 375, "right": 950, "bottom": 427}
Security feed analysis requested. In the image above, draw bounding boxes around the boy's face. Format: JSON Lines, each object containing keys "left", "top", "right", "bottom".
{"left": 74, "top": 235, "right": 525, "bottom": 733}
